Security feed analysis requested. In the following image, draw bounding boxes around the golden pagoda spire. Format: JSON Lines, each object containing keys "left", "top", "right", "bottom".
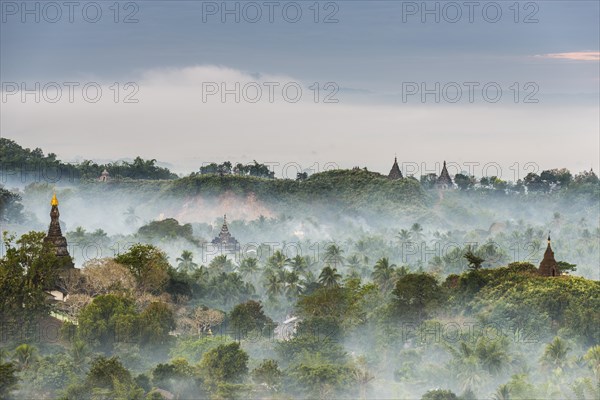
{"left": 51, "top": 192, "right": 59, "bottom": 206}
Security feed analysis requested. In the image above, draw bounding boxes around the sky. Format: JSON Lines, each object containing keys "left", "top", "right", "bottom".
{"left": 1, "top": 0, "right": 599, "bottom": 178}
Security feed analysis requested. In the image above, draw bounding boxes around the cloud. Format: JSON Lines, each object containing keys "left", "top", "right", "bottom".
{"left": 1, "top": 65, "right": 599, "bottom": 177}
{"left": 536, "top": 51, "right": 600, "bottom": 61}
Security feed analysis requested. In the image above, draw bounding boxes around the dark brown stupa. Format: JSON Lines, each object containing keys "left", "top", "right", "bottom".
{"left": 388, "top": 157, "right": 403, "bottom": 179}
{"left": 436, "top": 161, "right": 453, "bottom": 189}
{"left": 211, "top": 215, "right": 239, "bottom": 253}
{"left": 44, "top": 193, "right": 74, "bottom": 269}
{"left": 539, "top": 236, "right": 559, "bottom": 277}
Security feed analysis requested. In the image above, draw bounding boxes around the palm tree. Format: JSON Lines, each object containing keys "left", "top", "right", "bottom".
{"left": 347, "top": 254, "right": 361, "bottom": 269}
{"left": 265, "top": 272, "right": 283, "bottom": 299}
{"left": 541, "top": 337, "right": 571, "bottom": 370}
{"left": 239, "top": 257, "right": 260, "bottom": 280}
{"left": 397, "top": 229, "right": 412, "bottom": 242}
{"left": 372, "top": 257, "right": 396, "bottom": 292}
{"left": 584, "top": 345, "right": 600, "bottom": 378}
{"left": 267, "top": 250, "right": 290, "bottom": 270}
{"left": 209, "top": 254, "right": 234, "bottom": 273}
{"left": 13, "top": 344, "right": 37, "bottom": 370}
{"left": 289, "top": 255, "right": 308, "bottom": 274}
{"left": 318, "top": 265, "right": 342, "bottom": 288}
{"left": 176, "top": 250, "right": 197, "bottom": 273}
{"left": 71, "top": 226, "right": 86, "bottom": 241}
{"left": 492, "top": 384, "right": 511, "bottom": 400}
{"left": 475, "top": 338, "right": 510, "bottom": 375}
{"left": 353, "top": 356, "right": 375, "bottom": 400}
{"left": 324, "top": 244, "right": 345, "bottom": 268}
{"left": 123, "top": 206, "right": 140, "bottom": 225}
{"left": 410, "top": 223, "right": 424, "bottom": 241}
{"left": 284, "top": 271, "right": 304, "bottom": 297}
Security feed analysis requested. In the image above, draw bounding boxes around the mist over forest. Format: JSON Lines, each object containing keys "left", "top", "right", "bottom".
{"left": 1, "top": 138, "right": 599, "bottom": 400}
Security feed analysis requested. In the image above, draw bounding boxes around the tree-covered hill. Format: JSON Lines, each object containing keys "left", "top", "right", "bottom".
{"left": 167, "top": 168, "right": 428, "bottom": 214}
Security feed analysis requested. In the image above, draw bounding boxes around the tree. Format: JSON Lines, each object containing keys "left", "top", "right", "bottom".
{"left": 251, "top": 359, "right": 282, "bottom": 391}
{"left": 176, "top": 250, "right": 198, "bottom": 274}
{"left": 454, "top": 174, "right": 475, "bottom": 190}
{"left": 556, "top": 261, "right": 577, "bottom": 274}
{"left": 352, "top": 356, "right": 374, "bottom": 400}
{"left": 492, "top": 384, "right": 511, "bottom": 400}
{"left": 371, "top": 257, "right": 396, "bottom": 292}
{"left": 199, "top": 342, "right": 249, "bottom": 386}
{"left": 81, "top": 258, "right": 136, "bottom": 295}
{"left": 12, "top": 344, "right": 37, "bottom": 371}
{"left": 410, "top": 223, "right": 424, "bottom": 241}
{"left": 229, "top": 301, "right": 273, "bottom": 338}
{"left": 266, "top": 250, "right": 290, "bottom": 270}
{"left": 420, "top": 173, "right": 438, "bottom": 189}
{"left": 397, "top": 229, "right": 412, "bottom": 242}
{"left": 76, "top": 294, "right": 138, "bottom": 351}
{"left": 290, "top": 255, "right": 308, "bottom": 274}
{"left": 584, "top": 345, "right": 600, "bottom": 378}
{"left": 0, "top": 362, "right": 18, "bottom": 399}
{"left": 265, "top": 273, "right": 283, "bottom": 299}
{"left": 0, "top": 186, "right": 24, "bottom": 223}
{"left": 239, "top": 257, "right": 260, "bottom": 280}
{"left": 421, "top": 389, "right": 458, "bottom": 400}
{"left": 464, "top": 250, "right": 484, "bottom": 270}
{"left": 114, "top": 244, "right": 170, "bottom": 293}
{"left": 541, "top": 337, "right": 571, "bottom": 370}
{"left": 288, "top": 362, "right": 354, "bottom": 400}
{"left": 209, "top": 254, "right": 235, "bottom": 273}
{"left": 86, "top": 356, "right": 133, "bottom": 391}
{"left": 138, "top": 302, "right": 176, "bottom": 346}
{"left": 123, "top": 206, "right": 140, "bottom": 225}
{"left": 392, "top": 273, "right": 443, "bottom": 321}
{"left": 318, "top": 265, "right": 342, "bottom": 288}
{"left": 0, "top": 232, "right": 58, "bottom": 337}
{"left": 138, "top": 218, "right": 194, "bottom": 242}
{"left": 296, "top": 172, "right": 308, "bottom": 181}
{"left": 324, "top": 244, "right": 345, "bottom": 268}
{"left": 193, "top": 306, "right": 225, "bottom": 334}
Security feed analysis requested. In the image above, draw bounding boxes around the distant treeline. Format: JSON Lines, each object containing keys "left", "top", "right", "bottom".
{"left": 1, "top": 138, "right": 598, "bottom": 200}
{"left": 0, "top": 138, "right": 177, "bottom": 181}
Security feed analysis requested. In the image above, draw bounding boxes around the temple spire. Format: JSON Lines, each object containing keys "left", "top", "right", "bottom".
{"left": 212, "top": 214, "right": 239, "bottom": 253}
{"left": 539, "top": 234, "right": 558, "bottom": 277}
{"left": 388, "top": 156, "right": 403, "bottom": 180}
{"left": 436, "top": 160, "right": 453, "bottom": 189}
{"left": 44, "top": 193, "right": 74, "bottom": 268}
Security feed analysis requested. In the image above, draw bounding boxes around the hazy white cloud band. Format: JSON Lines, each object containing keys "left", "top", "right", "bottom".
{"left": 2, "top": 65, "right": 598, "bottom": 178}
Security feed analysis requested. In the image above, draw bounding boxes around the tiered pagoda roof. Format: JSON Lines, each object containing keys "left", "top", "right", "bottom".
{"left": 211, "top": 215, "right": 240, "bottom": 253}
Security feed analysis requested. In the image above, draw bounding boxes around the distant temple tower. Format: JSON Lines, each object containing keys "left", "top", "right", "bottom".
{"left": 388, "top": 157, "right": 403, "bottom": 179}
{"left": 99, "top": 169, "right": 110, "bottom": 182}
{"left": 44, "top": 193, "right": 74, "bottom": 269}
{"left": 539, "top": 236, "right": 559, "bottom": 277}
{"left": 211, "top": 215, "right": 240, "bottom": 253}
{"left": 436, "top": 161, "right": 453, "bottom": 189}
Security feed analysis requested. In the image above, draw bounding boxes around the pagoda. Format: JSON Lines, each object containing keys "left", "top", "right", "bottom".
{"left": 436, "top": 161, "right": 453, "bottom": 189}
{"left": 539, "top": 236, "right": 559, "bottom": 277}
{"left": 44, "top": 193, "right": 75, "bottom": 269}
{"left": 388, "top": 157, "right": 403, "bottom": 179}
{"left": 211, "top": 215, "right": 240, "bottom": 253}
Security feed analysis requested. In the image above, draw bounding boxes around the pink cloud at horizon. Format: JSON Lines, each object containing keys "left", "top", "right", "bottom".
{"left": 536, "top": 51, "right": 600, "bottom": 61}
